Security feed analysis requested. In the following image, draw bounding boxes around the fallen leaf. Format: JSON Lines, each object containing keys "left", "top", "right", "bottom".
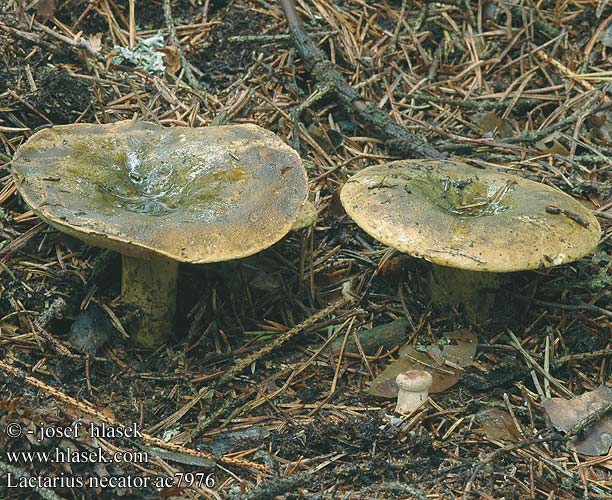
{"left": 536, "top": 135, "right": 570, "bottom": 156}
{"left": 472, "top": 111, "right": 514, "bottom": 138}
{"left": 89, "top": 33, "right": 103, "bottom": 53}
{"left": 586, "top": 111, "right": 612, "bottom": 146}
{"left": 368, "top": 347, "right": 460, "bottom": 398}
{"left": 158, "top": 46, "right": 180, "bottom": 76}
{"left": 369, "top": 332, "right": 478, "bottom": 398}
{"left": 440, "top": 331, "right": 478, "bottom": 368}
{"left": 34, "top": 0, "right": 55, "bottom": 20}
{"left": 477, "top": 408, "right": 521, "bottom": 441}
{"left": 378, "top": 254, "right": 412, "bottom": 277}
{"left": 542, "top": 386, "right": 612, "bottom": 456}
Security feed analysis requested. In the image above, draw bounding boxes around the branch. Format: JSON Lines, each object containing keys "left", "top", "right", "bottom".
{"left": 279, "top": 0, "right": 445, "bottom": 159}
{"left": 162, "top": 0, "right": 203, "bottom": 90}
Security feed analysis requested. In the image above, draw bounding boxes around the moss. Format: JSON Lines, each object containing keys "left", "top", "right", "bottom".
{"left": 211, "top": 166, "right": 250, "bottom": 182}
{"left": 71, "top": 140, "right": 128, "bottom": 169}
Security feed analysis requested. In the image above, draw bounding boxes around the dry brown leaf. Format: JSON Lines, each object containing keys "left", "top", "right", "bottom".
{"left": 441, "top": 331, "right": 478, "bottom": 368}
{"left": 34, "top": 0, "right": 55, "bottom": 20}
{"left": 369, "top": 332, "right": 478, "bottom": 398}
{"left": 586, "top": 112, "right": 612, "bottom": 146}
{"left": 378, "top": 254, "right": 411, "bottom": 277}
{"left": 368, "top": 347, "right": 460, "bottom": 397}
{"left": 158, "top": 46, "right": 180, "bottom": 75}
{"left": 89, "top": 33, "right": 103, "bottom": 53}
{"left": 472, "top": 111, "right": 513, "bottom": 138}
{"left": 542, "top": 386, "right": 612, "bottom": 456}
{"left": 477, "top": 408, "right": 521, "bottom": 441}
{"left": 536, "top": 135, "right": 570, "bottom": 156}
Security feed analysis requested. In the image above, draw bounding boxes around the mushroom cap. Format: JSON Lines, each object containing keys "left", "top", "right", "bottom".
{"left": 396, "top": 370, "right": 433, "bottom": 392}
{"left": 340, "top": 160, "right": 600, "bottom": 272}
{"left": 12, "top": 121, "right": 308, "bottom": 263}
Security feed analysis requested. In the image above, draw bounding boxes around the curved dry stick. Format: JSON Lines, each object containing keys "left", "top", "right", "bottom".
{"left": 279, "top": 0, "right": 445, "bottom": 159}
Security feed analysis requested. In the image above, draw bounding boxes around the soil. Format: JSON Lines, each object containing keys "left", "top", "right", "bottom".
{"left": 190, "top": 6, "right": 279, "bottom": 91}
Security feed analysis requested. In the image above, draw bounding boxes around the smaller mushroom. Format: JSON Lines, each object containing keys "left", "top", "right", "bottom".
{"left": 395, "top": 370, "right": 433, "bottom": 415}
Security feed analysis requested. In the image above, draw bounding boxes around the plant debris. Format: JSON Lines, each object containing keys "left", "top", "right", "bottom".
{"left": 542, "top": 386, "right": 612, "bottom": 456}
{"left": 476, "top": 408, "right": 522, "bottom": 442}
{"left": 369, "top": 331, "right": 478, "bottom": 397}
{"left": 112, "top": 32, "right": 167, "bottom": 73}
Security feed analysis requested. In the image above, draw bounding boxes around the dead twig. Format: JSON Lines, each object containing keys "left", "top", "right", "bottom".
{"left": 162, "top": 0, "right": 203, "bottom": 91}
{"left": 279, "top": 0, "right": 445, "bottom": 159}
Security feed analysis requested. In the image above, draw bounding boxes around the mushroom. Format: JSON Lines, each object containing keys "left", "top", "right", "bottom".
{"left": 395, "top": 370, "right": 432, "bottom": 415}
{"left": 12, "top": 121, "right": 308, "bottom": 346}
{"left": 340, "top": 159, "right": 600, "bottom": 318}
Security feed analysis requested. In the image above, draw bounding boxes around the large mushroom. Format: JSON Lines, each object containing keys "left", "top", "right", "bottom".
{"left": 340, "top": 159, "right": 600, "bottom": 318}
{"left": 12, "top": 121, "right": 308, "bottom": 346}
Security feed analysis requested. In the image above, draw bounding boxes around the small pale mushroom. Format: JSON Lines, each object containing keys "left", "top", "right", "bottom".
{"left": 12, "top": 121, "right": 309, "bottom": 346}
{"left": 395, "top": 370, "right": 432, "bottom": 415}
{"left": 340, "top": 159, "right": 601, "bottom": 319}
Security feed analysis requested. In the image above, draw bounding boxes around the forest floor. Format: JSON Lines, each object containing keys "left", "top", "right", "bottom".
{"left": 1, "top": 0, "right": 612, "bottom": 498}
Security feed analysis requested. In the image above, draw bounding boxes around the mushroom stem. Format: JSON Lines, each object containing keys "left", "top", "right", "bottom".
{"left": 121, "top": 255, "right": 178, "bottom": 347}
{"left": 429, "top": 265, "right": 498, "bottom": 320}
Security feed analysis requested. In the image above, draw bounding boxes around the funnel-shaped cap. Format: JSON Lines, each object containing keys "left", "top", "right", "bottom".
{"left": 12, "top": 121, "right": 308, "bottom": 262}
{"left": 340, "top": 160, "right": 600, "bottom": 272}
